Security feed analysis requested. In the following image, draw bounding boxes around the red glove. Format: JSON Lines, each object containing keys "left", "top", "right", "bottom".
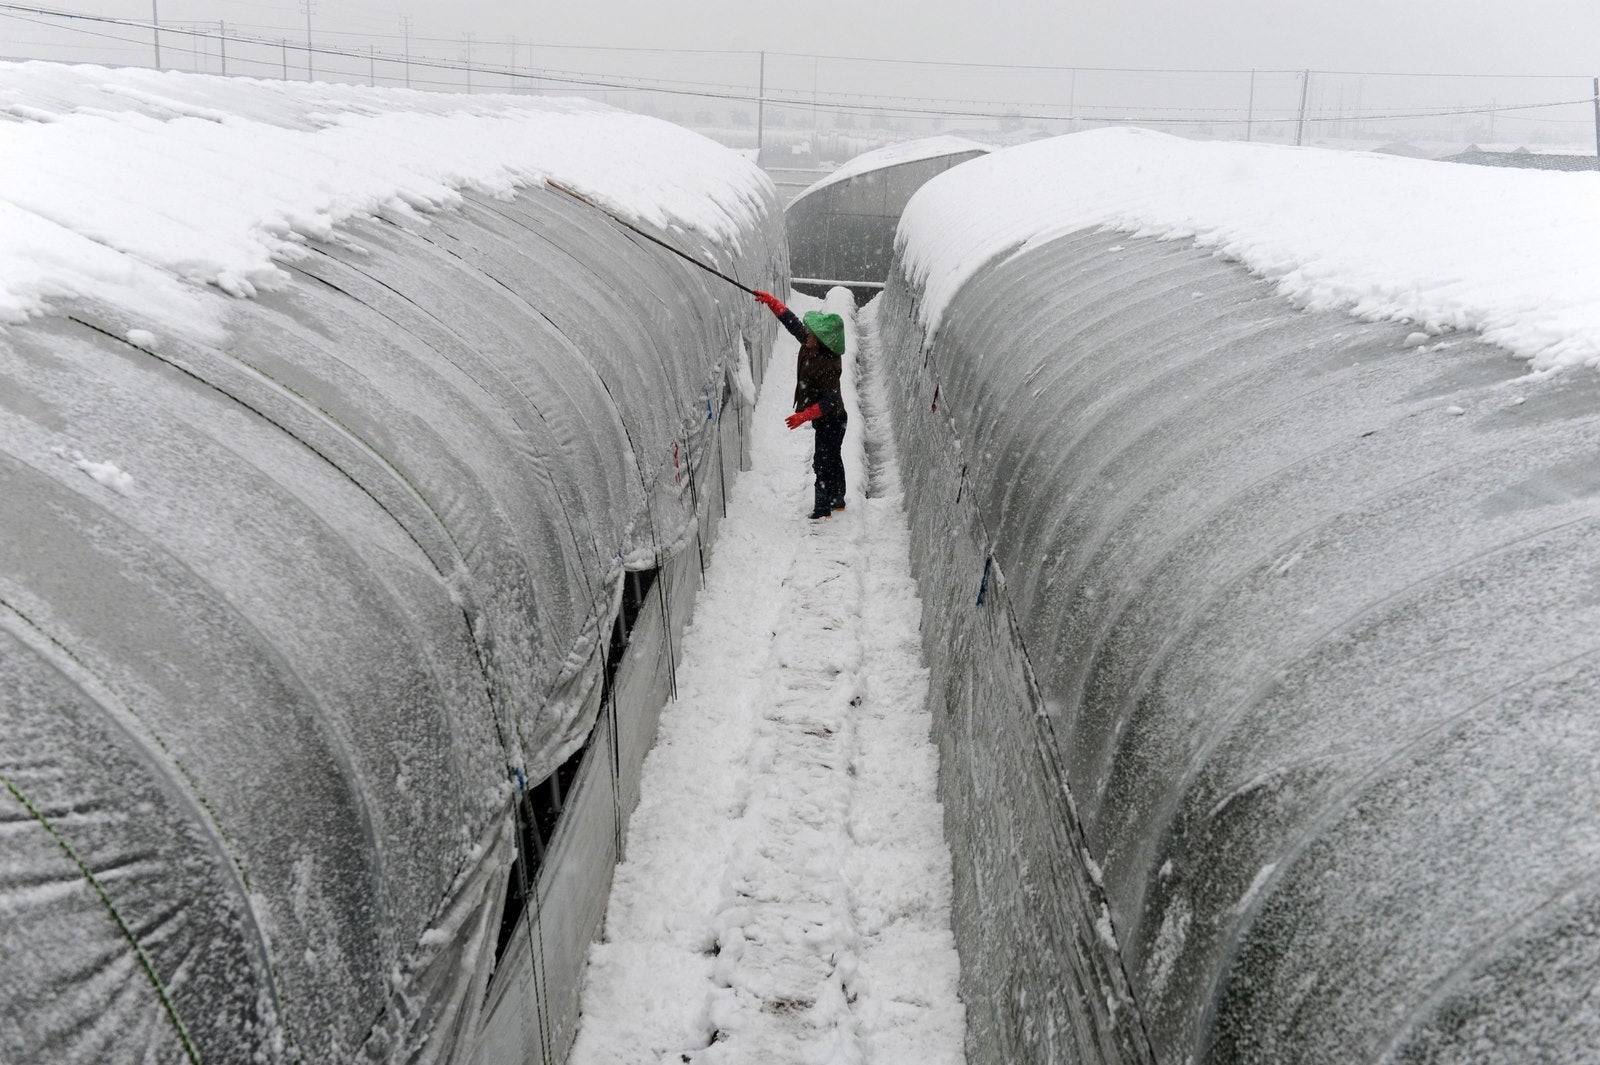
{"left": 786, "top": 403, "right": 822, "bottom": 430}
{"left": 753, "top": 290, "right": 787, "bottom": 315}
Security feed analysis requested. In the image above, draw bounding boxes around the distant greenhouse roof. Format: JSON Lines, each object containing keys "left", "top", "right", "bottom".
{"left": 1442, "top": 147, "right": 1600, "bottom": 172}
{"left": 793, "top": 135, "right": 992, "bottom": 203}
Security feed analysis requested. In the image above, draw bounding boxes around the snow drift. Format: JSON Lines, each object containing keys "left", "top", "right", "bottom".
{"left": 878, "top": 129, "right": 1600, "bottom": 1063}
{"left": 0, "top": 64, "right": 784, "bottom": 1064}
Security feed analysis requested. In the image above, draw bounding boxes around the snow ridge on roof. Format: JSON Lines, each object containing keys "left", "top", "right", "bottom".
{"left": 896, "top": 127, "right": 1600, "bottom": 374}
{"left": 794, "top": 134, "right": 991, "bottom": 203}
{"left": 0, "top": 62, "right": 775, "bottom": 341}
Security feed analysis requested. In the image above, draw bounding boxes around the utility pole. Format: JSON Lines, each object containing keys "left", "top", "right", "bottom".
{"left": 218, "top": 20, "right": 227, "bottom": 76}
{"left": 811, "top": 56, "right": 819, "bottom": 137}
{"left": 1245, "top": 69, "right": 1255, "bottom": 142}
{"left": 1593, "top": 77, "right": 1599, "bottom": 158}
{"left": 464, "top": 33, "right": 474, "bottom": 93}
{"left": 281, "top": 39, "right": 288, "bottom": 80}
{"left": 369, "top": 45, "right": 375, "bottom": 87}
{"left": 151, "top": 0, "right": 160, "bottom": 69}
{"left": 756, "top": 50, "right": 765, "bottom": 163}
{"left": 400, "top": 16, "right": 412, "bottom": 89}
{"left": 510, "top": 35, "right": 518, "bottom": 92}
{"left": 300, "top": 0, "right": 315, "bottom": 82}
{"left": 1295, "top": 69, "right": 1310, "bottom": 146}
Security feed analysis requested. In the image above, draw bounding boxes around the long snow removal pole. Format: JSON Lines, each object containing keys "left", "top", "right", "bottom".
{"left": 545, "top": 180, "right": 756, "bottom": 295}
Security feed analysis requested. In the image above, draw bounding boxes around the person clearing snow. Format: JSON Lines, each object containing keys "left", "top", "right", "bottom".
{"left": 566, "top": 291, "right": 966, "bottom": 1065}
{"left": 754, "top": 290, "right": 848, "bottom": 520}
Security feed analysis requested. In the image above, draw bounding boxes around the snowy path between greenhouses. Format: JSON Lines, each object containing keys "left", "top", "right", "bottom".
{"left": 567, "top": 291, "right": 967, "bottom": 1065}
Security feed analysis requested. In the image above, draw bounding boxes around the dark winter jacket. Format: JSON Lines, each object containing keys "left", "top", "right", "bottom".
{"left": 776, "top": 309, "right": 845, "bottom": 421}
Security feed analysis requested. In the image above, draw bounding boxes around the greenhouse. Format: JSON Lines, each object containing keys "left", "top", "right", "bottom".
{"left": 876, "top": 129, "right": 1600, "bottom": 1065}
{"left": 0, "top": 67, "right": 783, "bottom": 1065}
{"left": 783, "top": 136, "right": 990, "bottom": 297}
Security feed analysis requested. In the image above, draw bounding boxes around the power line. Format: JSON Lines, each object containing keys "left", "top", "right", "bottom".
{"left": 2, "top": 10, "right": 168, "bottom": 51}
{"left": 4, "top": 4, "right": 1595, "bottom": 135}
{"left": 5, "top": 4, "right": 1598, "bottom": 81}
{"left": 760, "top": 49, "right": 1595, "bottom": 81}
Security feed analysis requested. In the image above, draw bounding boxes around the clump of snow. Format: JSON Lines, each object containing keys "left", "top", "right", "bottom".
{"left": 1234, "top": 862, "right": 1278, "bottom": 915}
{"left": 896, "top": 127, "right": 1600, "bottom": 374}
{"left": 0, "top": 63, "right": 774, "bottom": 343}
{"left": 1082, "top": 847, "right": 1104, "bottom": 887}
{"left": 1094, "top": 903, "right": 1119, "bottom": 952}
{"left": 793, "top": 135, "right": 991, "bottom": 203}
{"left": 75, "top": 458, "right": 134, "bottom": 494}
{"left": 125, "top": 328, "right": 156, "bottom": 347}
{"left": 1145, "top": 896, "right": 1192, "bottom": 997}
{"left": 52, "top": 445, "right": 134, "bottom": 494}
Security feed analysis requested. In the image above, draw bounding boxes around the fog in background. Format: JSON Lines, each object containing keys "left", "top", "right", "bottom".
{"left": 5, "top": 0, "right": 1599, "bottom": 162}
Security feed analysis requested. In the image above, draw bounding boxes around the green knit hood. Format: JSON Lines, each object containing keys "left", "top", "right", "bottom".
{"left": 802, "top": 311, "right": 846, "bottom": 355}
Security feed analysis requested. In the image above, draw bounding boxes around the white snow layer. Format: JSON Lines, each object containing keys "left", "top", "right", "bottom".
{"left": 896, "top": 127, "right": 1600, "bottom": 373}
{"left": 568, "top": 291, "right": 967, "bottom": 1065}
{"left": 794, "top": 135, "right": 992, "bottom": 202}
{"left": 0, "top": 62, "right": 774, "bottom": 341}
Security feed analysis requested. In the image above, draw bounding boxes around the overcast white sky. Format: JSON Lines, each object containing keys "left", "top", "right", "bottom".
{"left": 406, "top": 0, "right": 1594, "bottom": 75}
{"left": 4, "top": 0, "right": 1598, "bottom": 147}
{"left": 10, "top": 0, "right": 1597, "bottom": 74}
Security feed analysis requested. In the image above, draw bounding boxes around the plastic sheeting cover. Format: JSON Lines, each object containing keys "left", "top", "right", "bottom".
{"left": 876, "top": 215, "right": 1600, "bottom": 1060}
{"left": 785, "top": 138, "right": 989, "bottom": 289}
{"left": 0, "top": 69, "right": 786, "bottom": 1065}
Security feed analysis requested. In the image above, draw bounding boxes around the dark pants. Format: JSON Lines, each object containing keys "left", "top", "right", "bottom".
{"left": 812, "top": 414, "right": 847, "bottom": 511}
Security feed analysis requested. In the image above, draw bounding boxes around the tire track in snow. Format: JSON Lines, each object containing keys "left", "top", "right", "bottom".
{"left": 568, "top": 292, "right": 965, "bottom": 1065}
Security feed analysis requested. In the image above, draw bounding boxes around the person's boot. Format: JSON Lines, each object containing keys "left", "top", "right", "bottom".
{"left": 809, "top": 485, "right": 832, "bottom": 520}
{"left": 831, "top": 497, "right": 846, "bottom": 511}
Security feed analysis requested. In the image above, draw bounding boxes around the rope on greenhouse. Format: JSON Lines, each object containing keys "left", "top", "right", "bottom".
{"left": 94, "top": 296, "right": 562, "bottom": 1065}
{"left": 402, "top": 200, "right": 685, "bottom": 1045}
{"left": 312, "top": 243, "right": 594, "bottom": 1065}
{"left": 905, "top": 294, "right": 1163, "bottom": 1065}
{"left": 278, "top": 259, "right": 570, "bottom": 1065}
{"left": 461, "top": 190, "right": 691, "bottom": 836}
{"left": 309, "top": 191, "right": 761, "bottom": 1054}
{"left": 0, "top": 770, "right": 204, "bottom": 1065}
{"left": 0, "top": 594, "right": 300, "bottom": 1056}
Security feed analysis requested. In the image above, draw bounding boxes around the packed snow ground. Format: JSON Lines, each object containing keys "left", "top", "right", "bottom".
{"left": 897, "top": 127, "right": 1600, "bottom": 373}
{"left": 568, "top": 290, "right": 966, "bottom": 1065}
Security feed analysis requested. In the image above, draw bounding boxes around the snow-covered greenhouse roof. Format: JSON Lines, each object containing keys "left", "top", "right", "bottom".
{"left": 898, "top": 126, "right": 1600, "bottom": 372}
{"left": 0, "top": 62, "right": 784, "bottom": 1064}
